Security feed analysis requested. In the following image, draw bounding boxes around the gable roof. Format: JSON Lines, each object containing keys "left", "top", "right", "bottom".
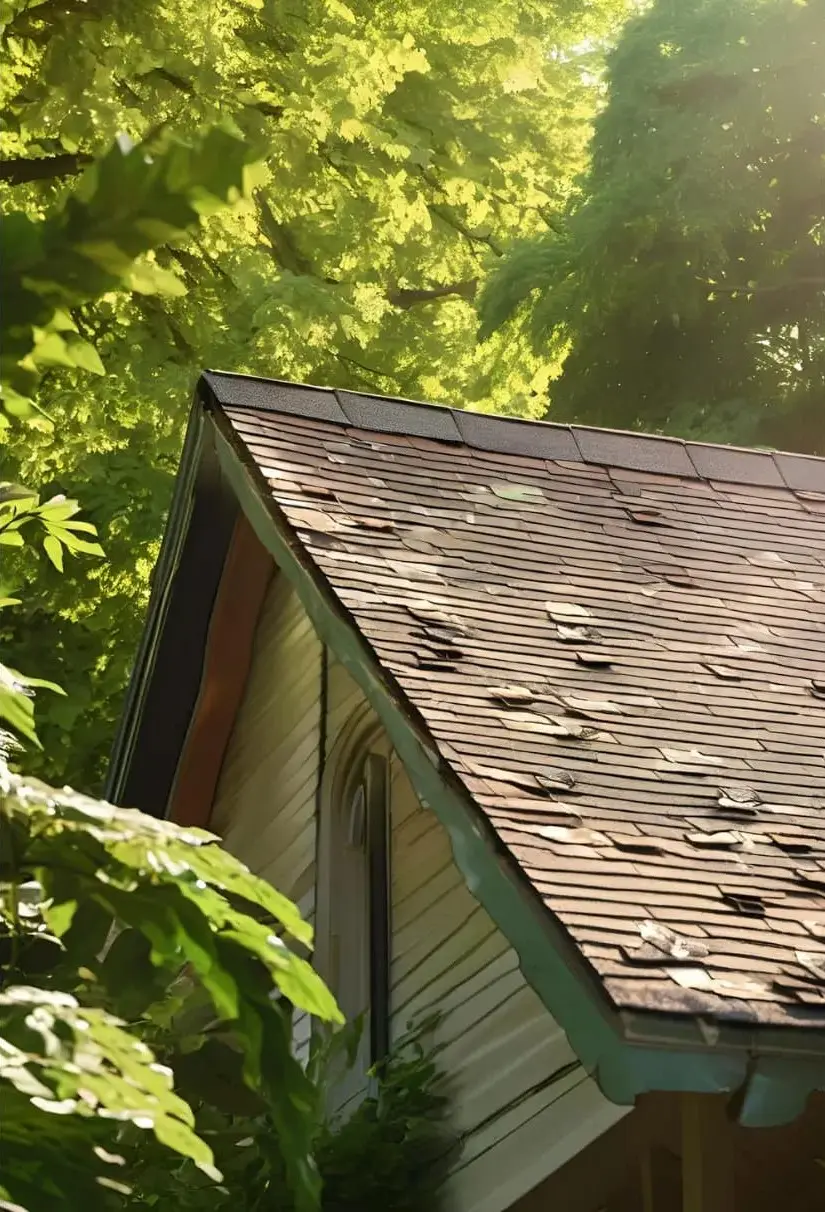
{"left": 200, "top": 371, "right": 825, "bottom": 1033}
{"left": 108, "top": 369, "right": 825, "bottom": 1122}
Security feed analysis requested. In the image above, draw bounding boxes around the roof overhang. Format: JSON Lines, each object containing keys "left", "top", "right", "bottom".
{"left": 107, "top": 377, "right": 825, "bottom": 1128}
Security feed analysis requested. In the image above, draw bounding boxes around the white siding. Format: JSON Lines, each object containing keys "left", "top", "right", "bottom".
{"left": 389, "top": 757, "right": 625, "bottom": 1212}
{"left": 211, "top": 575, "right": 322, "bottom": 1062}
{"left": 212, "top": 573, "right": 322, "bottom": 906}
{"left": 211, "top": 581, "right": 624, "bottom": 1210}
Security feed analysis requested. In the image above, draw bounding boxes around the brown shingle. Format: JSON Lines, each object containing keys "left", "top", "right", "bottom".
{"left": 213, "top": 375, "right": 825, "bottom": 1029}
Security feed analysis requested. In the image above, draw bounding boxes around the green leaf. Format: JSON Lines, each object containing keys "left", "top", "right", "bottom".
{"left": 10, "top": 669, "right": 65, "bottom": 695}
{"left": 0, "top": 681, "right": 38, "bottom": 746}
{"left": 37, "top": 497, "right": 80, "bottom": 521}
{"left": 64, "top": 335, "right": 106, "bottom": 376}
{"left": 0, "top": 985, "right": 219, "bottom": 1176}
{"left": 127, "top": 261, "right": 188, "bottom": 297}
{"left": 43, "top": 534, "right": 64, "bottom": 571}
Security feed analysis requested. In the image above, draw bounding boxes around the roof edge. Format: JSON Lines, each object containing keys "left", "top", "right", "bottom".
{"left": 200, "top": 369, "right": 824, "bottom": 494}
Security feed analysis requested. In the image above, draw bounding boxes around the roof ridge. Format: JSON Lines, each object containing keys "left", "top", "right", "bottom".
{"left": 200, "top": 369, "right": 824, "bottom": 494}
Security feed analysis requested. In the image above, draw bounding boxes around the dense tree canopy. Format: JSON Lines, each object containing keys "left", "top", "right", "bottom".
{"left": 482, "top": 0, "right": 825, "bottom": 453}
{"left": 0, "top": 0, "right": 628, "bottom": 791}
{"left": 0, "top": 115, "right": 448, "bottom": 1212}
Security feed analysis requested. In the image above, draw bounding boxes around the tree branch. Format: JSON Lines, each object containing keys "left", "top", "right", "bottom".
{"left": 426, "top": 202, "right": 503, "bottom": 257}
{"left": 0, "top": 153, "right": 93, "bottom": 185}
{"left": 255, "top": 192, "right": 316, "bottom": 275}
{"left": 138, "top": 66, "right": 194, "bottom": 95}
{"left": 387, "top": 279, "right": 478, "bottom": 308}
{"left": 335, "top": 352, "right": 402, "bottom": 390}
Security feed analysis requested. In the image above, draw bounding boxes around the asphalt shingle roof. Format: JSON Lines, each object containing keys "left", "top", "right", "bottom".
{"left": 204, "top": 370, "right": 825, "bottom": 1029}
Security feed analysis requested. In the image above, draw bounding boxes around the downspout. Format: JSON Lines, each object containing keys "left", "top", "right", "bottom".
{"left": 313, "top": 641, "right": 329, "bottom": 901}
{"left": 316, "top": 644, "right": 329, "bottom": 826}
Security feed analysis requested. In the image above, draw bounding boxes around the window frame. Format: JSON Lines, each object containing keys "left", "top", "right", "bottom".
{"left": 315, "top": 711, "right": 391, "bottom": 1080}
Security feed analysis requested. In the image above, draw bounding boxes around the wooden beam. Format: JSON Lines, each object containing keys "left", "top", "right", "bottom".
{"left": 167, "top": 513, "right": 274, "bottom": 828}
{"left": 681, "top": 1094, "right": 735, "bottom": 1212}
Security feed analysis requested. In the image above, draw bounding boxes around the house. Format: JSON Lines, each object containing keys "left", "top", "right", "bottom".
{"left": 107, "top": 370, "right": 825, "bottom": 1211}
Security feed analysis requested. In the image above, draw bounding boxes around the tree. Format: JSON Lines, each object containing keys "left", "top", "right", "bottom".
{"left": 0, "top": 0, "right": 629, "bottom": 791}
{"left": 0, "top": 126, "right": 345, "bottom": 1211}
{"left": 481, "top": 0, "right": 825, "bottom": 454}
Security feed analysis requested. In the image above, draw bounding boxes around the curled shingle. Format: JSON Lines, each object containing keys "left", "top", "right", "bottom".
{"left": 546, "top": 601, "right": 593, "bottom": 623}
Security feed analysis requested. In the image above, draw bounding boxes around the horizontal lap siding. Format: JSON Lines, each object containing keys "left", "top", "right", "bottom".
{"left": 211, "top": 572, "right": 322, "bottom": 917}
{"left": 211, "top": 582, "right": 624, "bottom": 1210}
{"left": 390, "top": 757, "right": 626, "bottom": 1212}
{"left": 211, "top": 577, "right": 323, "bottom": 1066}
{"left": 325, "top": 659, "right": 366, "bottom": 761}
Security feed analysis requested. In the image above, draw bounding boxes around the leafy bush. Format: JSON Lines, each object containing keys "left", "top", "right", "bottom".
{"left": 314, "top": 1032, "right": 456, "bottom": 1212}
{"left": 0, "top": 766, "right": 341, "bottom": 1211}
{"left": 127, "top": 1020, "right": 456, "bottom": 1212}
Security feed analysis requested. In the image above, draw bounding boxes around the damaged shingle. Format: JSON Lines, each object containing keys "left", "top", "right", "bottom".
{"left": 406, "top": 599, "right": 468, "bottom": 636}
{"left": 464, "top": 760, "right": 577, "bottom": 796}
{"left": 414, "top": 653, "right": 459, "bottom": 672}
{"left": 490, "top": 482, "right": 545, "bottom": 503}
{"left": 794, "top": 951, "right": 825, "bottom": 984}
{"left": 559, "top": 694, "right": 624, "bottom": 717}
{"left": 538, "top": 825, "right": 608, "bottom": 846}
{"left": 720, "top": 890, "right": 767, "bottom": 917}
{"left": 647, "top": 564, "right": 695, "bottom": 588}
{"left": 702, "top": 662, "right": 743, "bottom": 681}
{"left": 502, "top": 712, "right": 582, "bottom": 738}
{"left": 288, "top": 506, "right": 343, "bottom": 533}
{"left": 557, "top": 623, "right": 600, "bottom": 644}
{"left": 769, "top": 834, "right": 812, "bottom": 855}
{"left": 661, "top": 748, "right": 726, "bottom": 768}
{"left": 298, "top": 483, "right": 336, "bottom": 501}
{"left": 546, "top": 602, "right": 593, "bottom": 623}
{"left": 622, "top": 921, "right": 710, "bottom": 966}
{"left": 717, "top": 784, "right": 762, "bottom": 815}
{"left": 609, "top": 834, "right": 667, "bottom": 856}
{"left": 488, "top": 684, "right": 536, "bottom": 706}
{"left": 624, "top": 505, "right": 669, "bottom": 526}
{"left": 535, "top": 769, "right": 578, "bottom": 794}
{"left": 687, "top": 830, "right": 752, "bottom": 850}
{"left": 575, "top": 650, "right": 614, "bottom": 668}
{"left": 352, "top": 516, "right": 395, "bottom": 534}
{"left": 795, "top": 867, "right": 825, "bottom": 892}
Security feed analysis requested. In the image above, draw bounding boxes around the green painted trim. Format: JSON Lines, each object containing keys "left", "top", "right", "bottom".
{"left": 105, "top": 404, "right": 205, "bottom": 804}
{"left": 208, "top": 413, "right": 825, "bottom": 1128}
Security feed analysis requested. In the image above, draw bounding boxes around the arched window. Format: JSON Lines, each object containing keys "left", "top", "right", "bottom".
{"left": 316, "top": 714, "right": 390, "bottom": 1094}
